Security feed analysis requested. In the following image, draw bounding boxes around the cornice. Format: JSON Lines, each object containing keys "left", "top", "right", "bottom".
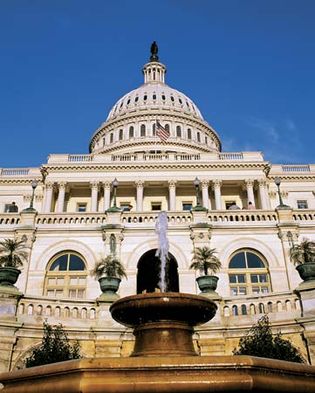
{"left": 44, "top": 161, "right": 268, "bottom": 172}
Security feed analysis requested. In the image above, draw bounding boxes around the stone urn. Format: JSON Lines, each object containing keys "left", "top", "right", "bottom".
{"left": 296, "top": 263, "right": 315, "bottom": 282}
{"left": 0, "top": 267, "right": 21, "bottom": 286}
{"left": 196, "top": 275, "right": 219, "bottom": 293}
{"left": 98, "top": 276, "right": 121, "bottom": 301}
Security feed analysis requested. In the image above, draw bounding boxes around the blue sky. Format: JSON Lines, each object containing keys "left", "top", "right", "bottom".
{"left": 0, "top": 0, "right": 314, "bottom": 167}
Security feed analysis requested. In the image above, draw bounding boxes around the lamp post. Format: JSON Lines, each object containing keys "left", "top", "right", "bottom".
{"left": 112, "top": 178, "right": 118, "bottom": 209}
{"left": 29, "top": 180, "right": 38, "bottom": 210}
{"left": 106, "top": 178, "right": 121, "bottom": 212}
{"left": 274, "top": 177, "right": 289, "bottom": 209}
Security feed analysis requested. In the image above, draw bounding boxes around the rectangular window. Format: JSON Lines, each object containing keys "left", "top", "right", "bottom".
{"left": 151, "top": 202, "right": 162, "bottom": 211}
{"left": 120, "top": 202, "right": 132, "bottom": 211}
{"left": 77, "top": 203, "right": 87, "bottom": 212}
{"left": 182, "top": 203, "right": 192, "bottom": 211}
{"left": 297, "top": 200, "right": 308, "bottom": 209}
{"left": 225, "top": 201, "right": 236, "bottom": 210}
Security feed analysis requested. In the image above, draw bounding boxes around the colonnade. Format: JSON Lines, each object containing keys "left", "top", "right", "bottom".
{"left": 42, "top": 178, "right": 270, "bottom": 213}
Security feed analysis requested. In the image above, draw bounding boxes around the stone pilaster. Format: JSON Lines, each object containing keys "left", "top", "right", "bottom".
{"left": 90, "top": 181, "right": 99, "bottom": 212}
{"left": 201, "top": 180, "right": 210, "bottom": 210}
{"left": 213, "top": 180, "right": 222, "bottom": 210}
{"left": 168, "top": 180, "right": 176, "bottom": 211}
{"left": 136, "top": 180, "right": 144, "bottom": 212}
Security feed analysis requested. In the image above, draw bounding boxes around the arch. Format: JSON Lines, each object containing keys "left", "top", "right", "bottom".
{"left": 137, "top": 249, "right": 179, "bottom": 294}
{"left": 110, "top": 133, "right": 114, "bottom": 143}
{"left": 119, "top": 129, "right": 123, "bottom": 140}
{"left": 228, "top": 248, "right": 271, "bottom": 296}
{"left": 44, "top": 251, "right": 88, "bottom": 299}
{"left": 176, "top": 125, "right": 182, "bottom": 138}
{"left": 129, "top": 126, "right": 134, "bottom": 138}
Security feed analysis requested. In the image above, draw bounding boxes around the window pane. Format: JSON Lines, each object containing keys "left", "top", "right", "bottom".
{"left": 261, "top": 287, "right": 269, "bottom": 293}
{"left": 69, "top": 289, "right": 77, "bottom": 298}
{"left": 239, "top": 287, "right": 247, "bottom": 295}
{"left": 47, "top": 290, "right": 54, "bottom": 297}
{"left": 231, "top": 288, "right": 238, "bottom": 296}
{"left": 69, "top": 255, "right": 85, "bottom": 271}
{"left": 50, "top": 255, "right": 68, "bottom": 271}
{"left": 229, "top": 275, "right": 237, "bottom": 283}
{"left": 252, "top": 287, "right": 260, "bottom": 294}
{"left": 229, "top": 253, "right": 246, "bottom": 268}
{"left": 259, "top": 274, "right": 268, "bottom": 283}
{"left": 77, "top": 289, "right": 85, "bottom": 298}
{"left": 237, "top": 274, "right": 246, "bottom": 283}
{"left": 246, "top": 252, "right": 265, "bottom": 268}
{"left": 182, "top": 203, "right": 192, "bottom": 211}
{"left": 251, "top": 274, "right": 259, "bottom": 283}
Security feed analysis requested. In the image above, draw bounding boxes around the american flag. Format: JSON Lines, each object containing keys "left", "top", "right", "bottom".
{"left": 156, "top": 120, "right": 170, "bottom": 142}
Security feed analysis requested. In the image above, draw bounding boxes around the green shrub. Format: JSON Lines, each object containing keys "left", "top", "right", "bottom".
{"left": 233, "top": 315, "right": 305, "bottom": 363}
{"left": 25, "top": 322, "right": 81, "bottom": 368}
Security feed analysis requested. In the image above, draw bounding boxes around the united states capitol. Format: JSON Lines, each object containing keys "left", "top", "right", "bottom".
{"left": 0, "top": 43, "right": 314, "bottom": 370}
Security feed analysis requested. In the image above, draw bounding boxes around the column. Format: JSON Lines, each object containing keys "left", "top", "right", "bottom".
{"left": 258, "top": 179, "right": 268, "bottom": 210}
{"left": 90, "top": 181, "right": 99, "bottom": 212}
{"left": 213, "top": 180, "right": 222, "bottom": 210}
{"left": 103, "top": 181, "right": 111, "bottom": 211}
{"left": 56, "top": 182, "right": 66, "bottom": 213}
{"left": 201, "top": 180, "right": 210, "bottom": 209}
{"left": 43, "top": 182, "right": 53, "bottom": 213}
{"left": 136, "top": 180, "right": 144, "bottom": 212}
{"left": 245, "top": 179, "right": 255, "bottom": 207}
{"left": 168, "top": 180, "right": 176, "bottom": 211}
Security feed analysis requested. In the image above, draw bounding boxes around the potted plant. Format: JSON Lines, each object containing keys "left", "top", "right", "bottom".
{"left": 289, "top": 238, "right": 315, "bottom": 282}
{"left": 190, "top": 246, "right": 221, "bottom": 293}
{"left": 0, "top": 238, "right": 29, "bottom": 287}
{"left": 91, "top": 255, "right": 127, "bottom": 299}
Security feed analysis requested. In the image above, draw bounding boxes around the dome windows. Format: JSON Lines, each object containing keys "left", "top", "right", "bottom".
{"left": 153, "top": 94, "right": 157, "bottom": 100}
{"left": 119, "top": 129, "right": 123, "bottom": 141}
{"left": 140, "top": 124, "right": 146, "bottom": 137}
{"left": 197, "top": 132, "right": 201, "bottom": 143}
{"left": 176, "top": 126, "right": 182, "bottom": 138}
{"left": 162, "top": 94, "right": 166, "bottom": 101}
{"left": 129, "top": 126, "right": 134, "bottom": 138}
{"left": 110, "top": 133, "right": 114, "bottom": 143}
{"left": 187, "top": 128, "right": 192, "bottom": 140}
{"left": 143, "top": 94, "right": 147, "bottom": 101}
{"left": 135, "top": 96, "right": 139, "bottom": 103}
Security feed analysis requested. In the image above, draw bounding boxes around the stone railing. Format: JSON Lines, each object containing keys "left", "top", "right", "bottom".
{"left": 219, "top": 152, "right": 243, "bottom": 160}
{"left": 282, "top": 164, "right": 310, "bottom": 172}
{"left": 68, "top": 154, "right": 93, "bottom": 162}
{"left": 221, "top": 291, "right": 301, "bottom": 319}
{"left": 18, "top": 296, "right": 97, "bottom": 322}
{"left": 121, "top": 211, "right": 192, "bottom": 226}
{"left": 0, "top": 168, "right": 41, "bottom": 177}
{"left": 36, "top": 213, "right": 107, "bottom": 226}
{"left": 0, "top": 214, "right": 21, "bottom": 226}
{"left": 292, "top": 210, "right": 315, "bottom": 223}
{"left": 47, "top": 151, "right": 265, "bottom": 164}
{"left": 208, "top": 210, "right": 278, "bottom": 224}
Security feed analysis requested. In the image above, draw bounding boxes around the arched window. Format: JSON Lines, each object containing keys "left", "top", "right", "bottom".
{"left": 197, "top": 132, "right": 201, "bottom": 142}
{"left": 176, "top": 126, "right": 182, "bottom": 138}
{"left": 110, "top": 133, "right": 114, "bottom": 143}
{"left": 129, "top": 126, "right": 134, "bottom": 138}
{"left": 140, "top": 124, "right": 146, "bottom": 137}
{"left": 152, "top": 123, "right": 156, "bottom": 136}
{"left": 187, "top": 128, "right": 192, "bottom": 140}
{"left": 119, "top": 129, "right": 123, "bottom": 140}
{"left": 165, "top": 124, "right": 170, "bottom": 132}
{"left": 228, "top": 249, "right": 271, "bottom": 296}
{"left": 44, "top": 251, "right": 87, "bottom": 299}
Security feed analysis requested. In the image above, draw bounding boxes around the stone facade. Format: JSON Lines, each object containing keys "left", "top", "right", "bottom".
{"left": 0, "top": 48, "right": 315, "bottom": 371}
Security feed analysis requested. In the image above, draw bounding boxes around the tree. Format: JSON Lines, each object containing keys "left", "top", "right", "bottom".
{"left": 233, "top": 315, "right": 305, "bottom": 363}
{"left": 25, "top": 322, "right": 81, "bottom": 368}
{"left": 190, "top": 247, "right": 221, "bottom": 276}
{"left": 0, "top": 238, "right": 28, "bottom": 268}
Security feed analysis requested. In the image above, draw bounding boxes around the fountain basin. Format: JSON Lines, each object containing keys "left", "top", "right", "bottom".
{"left": 110, "top": 292, "right": 217, "bottom": 357}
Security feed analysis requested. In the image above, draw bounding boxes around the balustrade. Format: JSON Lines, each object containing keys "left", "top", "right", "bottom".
{"left": 208, "top": 210, "right": 277, "bottom": 223}
{"left": 221, "top": 292, "right": 300, "bottom": 318}
{"left": 36, "top": 213, "right": 107, "bottom": 226}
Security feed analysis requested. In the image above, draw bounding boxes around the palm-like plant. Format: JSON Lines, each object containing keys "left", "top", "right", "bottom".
{"left": 0, "top": 238, "right": 29, "bottom": 268}
{"left": 290, "top": 239, "right": 315, "bottom": 266}
{"left": 91, "top": 255, "right": 127, "bottom": 280}
{"left": 190, "top": 247, "right": 221, "bottom": 276}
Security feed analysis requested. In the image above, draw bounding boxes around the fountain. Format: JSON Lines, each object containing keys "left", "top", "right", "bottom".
{"left": 110, "top": 212, "right": 217, "bottom": 357}
{"left": 0, "top": 212, "right": 315, "bottom": 392}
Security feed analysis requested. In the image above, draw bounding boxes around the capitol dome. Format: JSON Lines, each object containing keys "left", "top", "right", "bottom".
{"left": 90, "top": 43, "right": 221, "bottom": 155}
